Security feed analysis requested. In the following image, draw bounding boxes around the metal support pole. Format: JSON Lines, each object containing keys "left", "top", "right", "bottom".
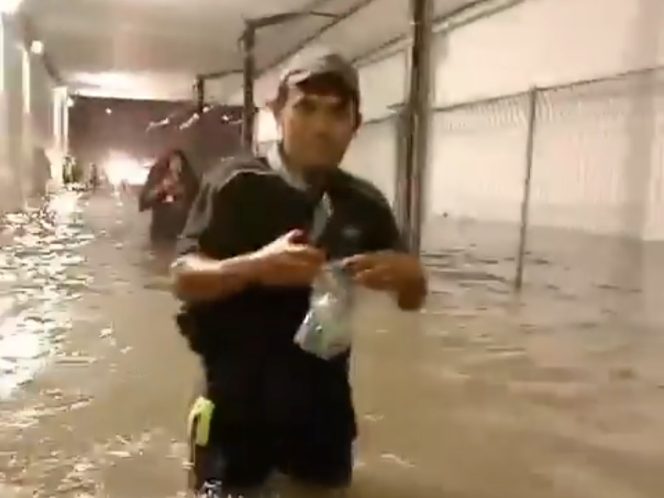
{"left": 242, "top": 23, "right": 256, "bottom": 151}
{"left": 195, "top": 76, "right": 205, "bottom": 114}
{"left": 403, "top": 0, "right": 433, "bottom": 254}
{"left": 515, "top": 87, "right": 538, "bottom": 291}
{"left": 395, "top": 108, "right": 410, "bottom": 234}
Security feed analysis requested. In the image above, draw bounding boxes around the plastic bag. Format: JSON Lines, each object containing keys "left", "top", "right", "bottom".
{"left": 294, "top": 261, "right": 354, "bottom": 360}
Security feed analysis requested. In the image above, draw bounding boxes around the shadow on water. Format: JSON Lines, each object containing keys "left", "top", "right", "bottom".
{"left": 0, "top": 192, "right": 94, "bottom": 398}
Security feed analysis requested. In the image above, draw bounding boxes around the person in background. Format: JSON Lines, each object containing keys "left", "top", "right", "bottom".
{"left": 70, "top": 159, "right": 84, "bottom": 185}
{"left": 171, "top": 49, "right": 427, "bottom": 497}
{"left": 139, "top": 149, "right": 199, "bottom": 246}
{"left": 32, "top": 147, "right": 52, "bottom": 197}
{"left": 88, "top": 162, "right": 101, "bottom": 191}
{"left": 62, "top": 156, "right": 73, "bottom": 185}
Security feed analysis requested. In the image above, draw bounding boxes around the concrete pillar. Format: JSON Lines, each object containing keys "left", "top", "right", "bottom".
{"left": 0, "top": 13, "right": 26, "bottom": 212}
{"left": 21, "top": 44, "right": 33, "bottom": 199}
{"left": 0, "top": 16, "right": 9, "bottom": 211}
{"left": 49, "top": 85, "right": 69, "bottom": 187}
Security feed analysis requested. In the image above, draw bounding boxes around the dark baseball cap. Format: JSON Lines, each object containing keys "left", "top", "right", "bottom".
{"left": 279, "top": 48, "right": 360, "bottom": 98}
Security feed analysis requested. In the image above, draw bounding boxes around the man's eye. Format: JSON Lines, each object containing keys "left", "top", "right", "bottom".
{"left": 332, "top": 105, "right": 351, "bottom": 119}
{"left": 296, "top": 100, "right": 316, "bottom": 114}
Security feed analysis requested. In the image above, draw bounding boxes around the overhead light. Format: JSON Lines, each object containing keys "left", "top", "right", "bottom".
{"left": 30, "top": 40, "right": 44, "bottom": 55}
{"left": 105, "top": 108, "right": 112, "bottom": 115}
{"left": 0, "top": 0, "right": 24, "bottom": 14}
{"left": 102, "top": 153, "right": 146, "bottom": 187}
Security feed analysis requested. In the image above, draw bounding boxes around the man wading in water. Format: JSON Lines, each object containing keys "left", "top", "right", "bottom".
{"left": 140, "top": 149, "right": 199, "bottom": 247}
{"left": 171, "top": 49, "right": 427, "bottom": 497}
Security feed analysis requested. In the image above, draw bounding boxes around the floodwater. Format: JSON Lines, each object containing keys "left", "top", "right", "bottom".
{"left": 1, "top": 190, "right": 664, "bottom": 498}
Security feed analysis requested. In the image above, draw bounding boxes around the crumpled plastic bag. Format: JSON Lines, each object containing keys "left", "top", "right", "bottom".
{"left": 294, "top": 261, "right": 354, "bottom": 360}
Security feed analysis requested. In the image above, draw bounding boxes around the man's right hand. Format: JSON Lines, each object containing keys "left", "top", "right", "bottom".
{"left": 251, "top": 230, "right": 325, "bottom": 287}
{"left": 172, "top": 230, "right": 324, "bottom": 303}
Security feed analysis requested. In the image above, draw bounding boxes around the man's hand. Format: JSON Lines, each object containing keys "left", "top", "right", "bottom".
{"left": 343, "top": 251, "right": 427, "bottom": 310}
{"left": 172, "top": 230, "right": 324, "bottom": 303}
{"left": 251, "top": 230, "right": 326, "bottom": 287}
{"left": 160, "top": 176, "right": 184, "bottom": 198}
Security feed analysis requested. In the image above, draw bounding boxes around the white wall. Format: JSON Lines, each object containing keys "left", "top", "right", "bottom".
{"left": 0, "top": 16, "right": 9, "bottom": 211}
{"left": 343, "top": 52, "right": 406, "bottom": 203}
{"left": 30, "top": 56, "right": 55, "bottom": 147}
{"left": 49, "top": 85, "right": 70, "bottom": 187}
{"left": 435, "top": 0, "right": 664, "bottom": 106}
{"left": 357, "top": 51, "right": 408, "bottom": 122}
{"left": 1, "top": 14, "right": 26, "bottom": 212}
{"left": 342, "top": 118, "right": 399, "bottom": 206}
{"left": 427, "top": 0, "right": 664, "bottom": 241}
{"left": 0, "top": 14, "right": 61, "bottom": 213}
{"left": 428, "top": 95, "right": 529, "bottom": 224}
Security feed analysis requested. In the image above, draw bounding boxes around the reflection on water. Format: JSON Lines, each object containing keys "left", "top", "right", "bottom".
{"left": 0, "top": 192, "right": 93, "bottom": 398}
{"left": 0, "top": 192, "right": 663, "bottom": 497}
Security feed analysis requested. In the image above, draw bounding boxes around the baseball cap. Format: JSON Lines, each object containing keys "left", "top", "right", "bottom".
{"left": 279, "top": 47, "right": 360, "bottom": 99}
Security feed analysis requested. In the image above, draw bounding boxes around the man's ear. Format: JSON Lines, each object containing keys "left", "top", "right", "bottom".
{"left": 269, "top": 91, "right": 288, "bottom": 114}
{"left": 270, "top": 98, "right": 286, "bottom": 128}
{"left": 354, "top": 111, "right": 363, "bottom": 132}
{"left": 267, "top": 99, "right": 284, "bottom": 139}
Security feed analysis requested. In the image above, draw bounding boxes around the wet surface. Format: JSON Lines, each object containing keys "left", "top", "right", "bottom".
{"left": 0, "top": 194, "right": 93, "bottom": 398}
{"left": 1, "top": 192, "right": 664, "bottom": 497}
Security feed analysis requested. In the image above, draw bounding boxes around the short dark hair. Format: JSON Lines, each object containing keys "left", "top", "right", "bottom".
{"left": 272, "top": 73, "right": 361, "bottom": 122}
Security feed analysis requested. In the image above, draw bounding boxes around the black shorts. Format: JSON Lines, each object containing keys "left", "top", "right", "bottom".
{"left": 188, "top": 398, "right": 355, "bottom": 493}
{"left": 188, "top": 350, "right": 356, "bottom": 493}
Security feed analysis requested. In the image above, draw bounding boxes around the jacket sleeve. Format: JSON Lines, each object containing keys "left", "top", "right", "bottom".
{"left": 373, "top": 208, "right": 408, "bottom": 252}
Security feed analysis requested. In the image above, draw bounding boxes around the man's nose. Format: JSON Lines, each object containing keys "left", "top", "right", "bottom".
{"left": 309, "top": 112, "right": 334, "bottom": 138}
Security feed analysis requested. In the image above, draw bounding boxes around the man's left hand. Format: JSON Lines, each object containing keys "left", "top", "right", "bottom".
{"left": 342, "top": 251, "right": 427, "bottom": 311}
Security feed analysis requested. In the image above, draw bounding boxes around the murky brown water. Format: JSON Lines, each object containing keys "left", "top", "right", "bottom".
{"left": 1, "top": 191, "right": 664, "bottom": 497}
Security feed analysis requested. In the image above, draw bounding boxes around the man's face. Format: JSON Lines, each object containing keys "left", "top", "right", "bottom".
{"left": 276, "top": 80, "right": 359, "bottom": 174}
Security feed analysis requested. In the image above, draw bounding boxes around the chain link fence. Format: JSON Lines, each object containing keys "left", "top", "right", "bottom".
{"left": 343, "top": 115, "right": 400, "bottom": 207}
{"left": 422, "top": 66, "right": 664, "bottom": 298}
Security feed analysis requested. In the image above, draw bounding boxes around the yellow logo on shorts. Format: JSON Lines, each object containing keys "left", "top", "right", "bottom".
{"left": 188, "top": 396, "right": 215, "bottom": 447}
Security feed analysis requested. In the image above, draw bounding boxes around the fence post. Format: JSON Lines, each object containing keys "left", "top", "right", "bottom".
{"left": 395, "top": 108, "right": 410, "bottom": 234}
{"left": 515, "top": 86, "right": 538, "bottom": 291}
{"left": 241, "top": 23, "right": 257, "bottom": 152}
{"left": 195, "top": 77, "right": 205, "bottom": 114}
{"left": 403, "top": 0, "right": 433, "bottom": 254}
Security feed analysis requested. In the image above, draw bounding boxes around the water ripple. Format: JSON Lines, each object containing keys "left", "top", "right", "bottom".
{"left": 0, "top": 192, "right": 93, "bottom": 398}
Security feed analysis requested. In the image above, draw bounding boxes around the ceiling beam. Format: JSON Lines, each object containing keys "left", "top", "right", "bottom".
{"left": 352, "top": 0, "right": 528, "bottom": 67}
{"left": 257, "top": 0, "right": 378, "bottom": 77}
